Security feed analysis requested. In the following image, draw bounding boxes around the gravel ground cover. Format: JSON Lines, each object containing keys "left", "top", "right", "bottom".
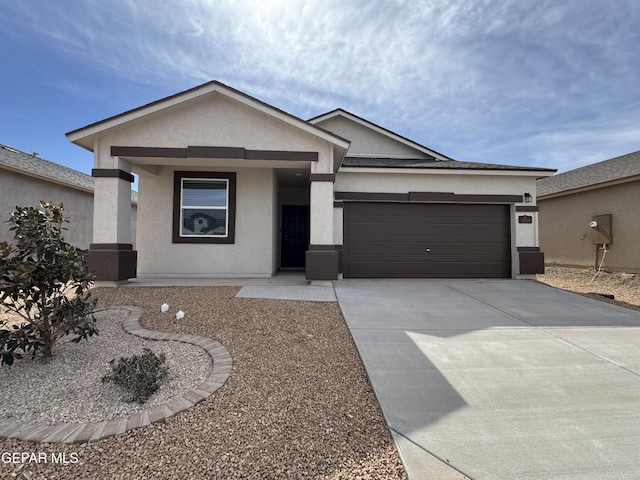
{"left": 0, "top": 308, "right": 212, "bottom": 424}
{"left": 538, "top": 266, "right": 640, "bottom": 311}
{"left": 1, "top": 287, "right": 407, "bottom": 480}
{"left": 4, "top": 269, "right": 636, "bottom": 479}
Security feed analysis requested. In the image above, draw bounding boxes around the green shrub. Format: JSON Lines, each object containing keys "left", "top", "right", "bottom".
{"left": 0, "top": 201, "right": 97, "bottom": 365}
{"left": 102, "top": 348, "right": 169, "bottom": 404}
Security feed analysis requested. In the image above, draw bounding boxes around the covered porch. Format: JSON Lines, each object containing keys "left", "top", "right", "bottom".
{"left": 65, "top": 82, "right": 349, "bottom": 283}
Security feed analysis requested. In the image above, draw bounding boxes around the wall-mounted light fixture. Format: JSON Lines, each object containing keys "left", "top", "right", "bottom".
{"left": 523, "top": 193, "right": 532, "bottom": 203}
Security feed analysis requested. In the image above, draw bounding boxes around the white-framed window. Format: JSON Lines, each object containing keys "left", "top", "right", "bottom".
{"left": 173, "top": 172, "right": 236, "bottom": 244}
{"left": 180, "top": 178, "right": 229, "bottom": 237}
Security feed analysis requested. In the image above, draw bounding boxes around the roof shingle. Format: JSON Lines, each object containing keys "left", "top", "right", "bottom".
{"left": 342, "top": 156, "right": 555, "bottom": 172}
{"left": 537, "top": 150, "right": 640, "bottom": 197}
{"left": 0, "top": 144, "right": 137, "bottom": 203}
{"left": 1, "top": 144, "right": 94, "bottom": 191}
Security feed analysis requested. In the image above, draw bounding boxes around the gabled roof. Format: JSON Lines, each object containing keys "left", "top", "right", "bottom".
{"left": 0, "top": 144, "right": 94, "bottom": 192}
{"left": 343, "top": 156, "right": 556, "bottom": 172}
{"left": 537, "top": 150, "right": 640, "bottom": 198}
{"left": 66, "top": 81, "right": 351, "bottom": 153}
{"left": 308, "top": 108, "right": 453, "bottom": 161}
{"left": 0, "top": 144, "right": 138, "bottom": 203}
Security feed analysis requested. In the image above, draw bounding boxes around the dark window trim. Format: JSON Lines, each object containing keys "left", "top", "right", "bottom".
{"left": 173, "top": 171, "right": 236, "bottom": 244}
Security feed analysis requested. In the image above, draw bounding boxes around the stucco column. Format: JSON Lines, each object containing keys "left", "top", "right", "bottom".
{"left": 515, "top": 203, "right": 544, "bottom": 276}
{"left": 306, "top": 174, "right": 338, "bottom": 280}
{"left": 88, "top": 166, "right": 137, "bottom": 281}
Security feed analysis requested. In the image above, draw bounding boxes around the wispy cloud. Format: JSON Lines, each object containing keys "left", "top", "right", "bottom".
{"left": 2, "top": 0, "right": 639, "bottom": 171}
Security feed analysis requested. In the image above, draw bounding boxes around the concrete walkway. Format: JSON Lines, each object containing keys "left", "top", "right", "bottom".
{"left": 334, "top": 279, "right": 640, "bottom": 479}
{"left": 236, "top": 284, "right": 336, "bottom": 302}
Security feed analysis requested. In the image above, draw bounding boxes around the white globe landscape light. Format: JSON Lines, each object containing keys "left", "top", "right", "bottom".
{"left": 176, "top": 310, "right": 185, "bottom": 320}
{"left": 161, "top": 303, "right": 169, "bottom": 313}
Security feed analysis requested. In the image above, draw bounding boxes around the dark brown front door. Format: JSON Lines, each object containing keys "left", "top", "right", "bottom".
{"left": 343, "top": 202, "right": 511, "bottom": 278}
{"left": 281, "top": 205, "right": 309, "bottom": 269}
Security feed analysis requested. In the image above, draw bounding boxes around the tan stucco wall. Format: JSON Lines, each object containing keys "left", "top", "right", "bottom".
{"left": 0, "top": 169, "right": 136, "bottom": 250}
{"left": 136, "top": 166, "right": 276, "bottom": 277}
{"left": 0, "top": 169, "right": 94, "bottom": 248}
{"left": 538, "top": 181, "right": 640, "bottom": 273}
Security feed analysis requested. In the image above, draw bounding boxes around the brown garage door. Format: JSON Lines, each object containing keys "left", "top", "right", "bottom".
{"left": 343, "top": 202, "right": 511, "bottom": 278}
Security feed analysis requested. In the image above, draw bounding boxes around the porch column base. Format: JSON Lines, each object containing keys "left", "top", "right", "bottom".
{"left": 305, "top": 246, "right": 339, "bottom": 281}
{"left": 88, "top": 244, "right": 138, "bottom": 281}
{"left": 518, "top": 247, "right": 545, "bottom": 274}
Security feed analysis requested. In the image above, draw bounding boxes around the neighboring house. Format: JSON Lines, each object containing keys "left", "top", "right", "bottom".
{"left": 0, "top": 144, "right": 137, "bottom": 250}
{"left": 537, "top": 151, "right": 640, "bottom": 273}
{"left": 65, "top": 81, "right": 555, "bottom": 282}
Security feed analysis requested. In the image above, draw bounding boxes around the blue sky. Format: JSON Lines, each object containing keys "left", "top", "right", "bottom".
{"left": 1, "top": 0, "right": 639, "bottom": 176}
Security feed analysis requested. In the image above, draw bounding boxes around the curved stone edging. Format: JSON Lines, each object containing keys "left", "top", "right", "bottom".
{"left": 0, "top": 306, "right": 232, "bottom": 444}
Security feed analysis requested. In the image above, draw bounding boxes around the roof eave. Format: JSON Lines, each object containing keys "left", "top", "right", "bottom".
{"left": 0, "top": 163, "right": 94, "bottom": 194}
{"left": 538, "top": 173, "right": 640, "bottom": 200}
{"left": 66, "top": 81, "right": 351, "bottom": 152}
{"left": 309, "top": 108, "right": 453, "bottom": 161}
{"left": 339, "top": 165, "right": 556, "bottom": 177}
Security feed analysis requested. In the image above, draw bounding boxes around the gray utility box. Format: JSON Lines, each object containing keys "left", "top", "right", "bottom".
{"left": 591, "top": 214, "right": 613, "bottom": 245}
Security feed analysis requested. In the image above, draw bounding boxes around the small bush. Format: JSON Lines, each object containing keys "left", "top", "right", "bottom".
{"left": 102, "top": 348, "right": 169, "bottom": 404}
{"left": 0, "top": 201, "right": 98, "bottom": 365}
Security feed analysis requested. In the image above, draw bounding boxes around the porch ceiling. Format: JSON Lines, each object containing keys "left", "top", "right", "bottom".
{"left": 275, "top": 168, "right": 309, "bottom": 187}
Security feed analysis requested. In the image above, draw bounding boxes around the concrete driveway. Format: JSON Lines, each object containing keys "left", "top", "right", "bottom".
{"left": 334, "top": 279, "right": 640, "bottom": 479}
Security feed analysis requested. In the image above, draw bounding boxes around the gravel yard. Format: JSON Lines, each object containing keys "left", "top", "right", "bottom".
{"left": 0, "top": 287, "right": 407, "bottom": 480}
{"left": 2, "top": 269, "right": 638, "bottom": 479}
{"left": 538, "top": 266, "right": 640, "bottom": 310}
{"left": 0, "top": 308, "right": 212, "bottom": 424}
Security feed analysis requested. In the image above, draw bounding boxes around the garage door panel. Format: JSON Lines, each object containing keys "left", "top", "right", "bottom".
{"left": 386, "top": 243, "right": 428, "bottom": 255}
{"left": 388, "top": 262, "right": 428, "bottom": 276}
{"left": 347, "top": 262, "right": 387, "bottom": 276}
{"left": 344, "top": 202, "right": 511, "bottom": 278}
{"left": 428, "top": 224, "right": 469, "bottom": 236}
{"left": 471, "top": 225, "right": 510, "bottom": 236}
{"left": 427, "top": 261, "right": 469, "bottom": 275}
{"left": 385, "top": 223, "right": 427, "bottom": 235}
{"left": 347, "top": 223, "right": 387, "bottom": 236}
{"left": 432, "top": 245, "right": 508, "bottom": 257}
{"left": 465, "top": 262, "right": 511, "bottom": 276}
{"left": 348, "top": 242, "right": 387, "bottom": 255}
{"left": 384, "top": 203, "right": 425, "bottom": 215}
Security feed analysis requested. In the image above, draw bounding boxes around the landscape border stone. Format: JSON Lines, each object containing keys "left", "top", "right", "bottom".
{"left": 0, "top": 306, "right": 232, "bottom": 444}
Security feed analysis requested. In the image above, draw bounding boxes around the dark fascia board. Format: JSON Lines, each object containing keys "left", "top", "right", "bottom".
{"left": 112, "top": 146, "right": 318, "bottom": 162}
{"left": 112, "top": 146, "right": 187, "bottom": 158}
{"left": 67, "top": 81, "right": 350, "bottom": 151}
{"left": 335, "top": 192, "right": 410, "bottom": 202}
{"left": 335, "top": 191, "right": 524, "bottom": 203}
{"left": 308, "top": 108, "right": 454, "bottom": 161}
{"left": 92, "top": 168, "right": 135, "bottom": 182}
{"left": 309, "top": 173, "right": 336, "bottom": 182}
